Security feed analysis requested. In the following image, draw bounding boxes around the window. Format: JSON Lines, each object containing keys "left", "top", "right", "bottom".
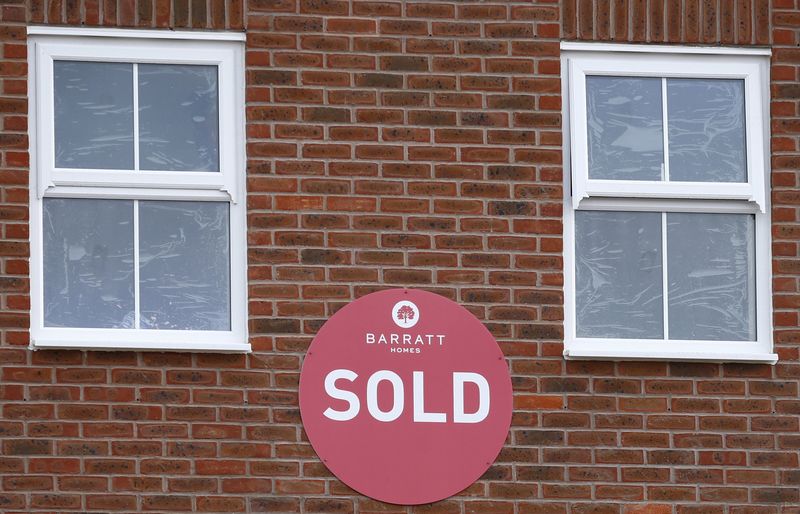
{"left": 562, "top": 43, "right": 775, "bottom": 363}
{"left": 28, "top": 28, "right": 248, "bottom": 352}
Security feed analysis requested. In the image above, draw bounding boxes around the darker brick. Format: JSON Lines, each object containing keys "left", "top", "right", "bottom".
{"left": 354, "top": 73, "right": 404, "bottom": 89}
{"left": 248, "top": 70, "right": 296, "bottom": 85}
{"left": 250, "top": 318, "right": 301, "bottom": 334}
{"left": 301, "top": 249, "right": 349, "bottom": 265}
{"left": 4, "top": 439, "right": 51, "bottom": 456}
{"left": 381, "top": 56, "right": 429, "bottom": 72}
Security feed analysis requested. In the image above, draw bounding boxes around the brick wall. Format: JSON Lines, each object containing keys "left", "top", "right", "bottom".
{"left": 0, "top": 0, "right": 798, "bottom": 512}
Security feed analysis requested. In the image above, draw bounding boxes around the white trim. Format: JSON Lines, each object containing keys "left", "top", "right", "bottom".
{"left": 132, "top": 63, "right": 140, "bottom": 171}
{"left": 32, "top": 338, "right": 252, "bottom": 353}
{"left": 28, "top": 29, "right": 249, "bottom": 353}
{"left": 564, "top": 347, "right": 778, "bottom": 364}
{"left": 660, "top": 78, "right": 670, "bottom": 182}
{"left": 560, "top": 41, "right": 772, "bottom": 56}
{"left": 578, "top": 197, "right": 762, "bottom": 214}
{"left": 27, "top": 26, "right": 246, "bottom": 42}
{"left": 660, "top": 212, "right": 669, "bottom": 341}
{"left": 575, "top": 180, "right": 758, "bottom": 204}
{"left": 48, "top": 170, "right": 233, "bottom": 194}
{"left": 562, "top": 44, "right": 774, "bottom": 364}
{"left": 133, "top": 200, "right": 140, "bottom": 329}
{"left": 41, "top": 186, "right": 233, "bottom": 202}
{"left": 32, "top": 36, "right": 240, "bottom": 199}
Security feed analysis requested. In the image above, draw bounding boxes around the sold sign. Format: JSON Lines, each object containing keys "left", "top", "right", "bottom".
{"left": 299, "top": 289, "right": 513, "bottom": 505}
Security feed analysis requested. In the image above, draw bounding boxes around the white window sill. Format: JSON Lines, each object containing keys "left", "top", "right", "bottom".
{"left": 564, "top": 347, "right": 777, "bottom": 364}
{"left": 30, "top": 337, "right": 251, "bottom": 353}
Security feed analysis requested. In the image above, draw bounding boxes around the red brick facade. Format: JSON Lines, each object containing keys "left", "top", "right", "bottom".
{"left": 0, "top": 0, "right": 799, "bottom": 512}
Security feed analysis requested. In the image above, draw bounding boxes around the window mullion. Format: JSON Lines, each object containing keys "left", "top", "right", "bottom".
{"left": 133, "top": 199, "right": 140, "bottom": 329}
{"left": 661, "top": 77, "right": 670, "bottom": 182}
{"left": 661, "top": 211, "right": 669, "bottom": 341}
{"left": 133, "top": 62, "right": 139, "bottom": 171}
{"left": 132, "top": 65, "right": 141, "bottom": 330}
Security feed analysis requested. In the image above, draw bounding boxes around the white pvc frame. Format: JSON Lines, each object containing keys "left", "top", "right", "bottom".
{"left": 562, "top": 43, "right": 776, "bottom": 364}
{"left": 28, "top": 28, "right": 249, "bottom": 352}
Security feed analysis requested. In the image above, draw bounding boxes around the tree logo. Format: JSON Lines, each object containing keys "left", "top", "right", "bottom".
{"left": 392, "top": 300, "right": 420, "bottom": 329}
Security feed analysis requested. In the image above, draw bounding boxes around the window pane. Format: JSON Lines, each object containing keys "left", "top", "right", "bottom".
{"left": 575, "top": 211, "right": 663, "bottom": 339}
{"left": 43, "top": 198, "right": 134, "bottom": 328}
{"left": 586, "top": 76, "right": 664, "bottom": 181}
{"left": 139, "top": 201, "right": 230, "bottom": 330}
{"left": 54, "top": 61, "right": 134, "bottom": 169}
{"left": 667, "top": 213, "right": 755, "bottom": 341}
{"left": 138, "top": 64, "right": 220, "bottom": 172}
{"left": 667, "top": 79, "right": 747, "bottom": 183}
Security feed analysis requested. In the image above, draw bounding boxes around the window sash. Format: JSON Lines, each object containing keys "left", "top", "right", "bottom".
{"left": 567, "top": 51, "right": 768, "bottom": 212}
{"left": 32, "top": 36, "right": 242, "bottom": 200}
{"left": 31, "top": 193, "right": 248, "bottom": 351}
{"left": 564, "top": 203, "right": 774, "bottom": 362}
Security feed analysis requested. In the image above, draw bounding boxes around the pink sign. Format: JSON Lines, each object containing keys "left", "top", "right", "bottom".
{"left": 299, "top": 288, "right": 513, "bottom": 505}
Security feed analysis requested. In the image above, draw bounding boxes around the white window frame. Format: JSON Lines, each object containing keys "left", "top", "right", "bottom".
{"left": 28, "top": 27, "right": 249, "bottom": 352}
{"left": 562, "top": 42, "right": 776, "bottom": 364}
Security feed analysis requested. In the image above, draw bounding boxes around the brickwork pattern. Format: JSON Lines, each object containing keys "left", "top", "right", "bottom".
{"left": 0, "top": 1, "right": 797, "bottom": 512}
{"left": 562, "top": 0, "right": 770, "bottom": 44}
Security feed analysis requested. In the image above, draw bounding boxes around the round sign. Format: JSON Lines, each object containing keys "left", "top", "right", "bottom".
{"left": 299, "top": 288, "right": 513, "bottom": 505}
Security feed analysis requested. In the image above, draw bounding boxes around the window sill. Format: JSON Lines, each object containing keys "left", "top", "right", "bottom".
{"left": 30, "top": 338, "right": 251, "bottom": 353}
{"left": 564, "top": 347, "right": 778, "bottom": 364}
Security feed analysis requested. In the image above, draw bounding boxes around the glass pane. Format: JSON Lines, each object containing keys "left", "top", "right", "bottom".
{"left": 667, "top": 213, "right": 755, "bottom": 341}
{"left": 575, "top": 211, "right": 663, "bottom": 339}
{"left": 54, "top": 61, "right": 134, "bottom": 169}
{"left": 586, "top": 76, "right": 664, "bottom": 181}
{"left": 43, "top": 198, "right": 134, "bottom": 328}
{"left": 139, "top": 201, "right": 230, "bottom": 330}
{"left": 138, "top": 64, "right": 220, "bottom": 172}
{"left": 667, "top": 79, "right": 747, "bottom": 183}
